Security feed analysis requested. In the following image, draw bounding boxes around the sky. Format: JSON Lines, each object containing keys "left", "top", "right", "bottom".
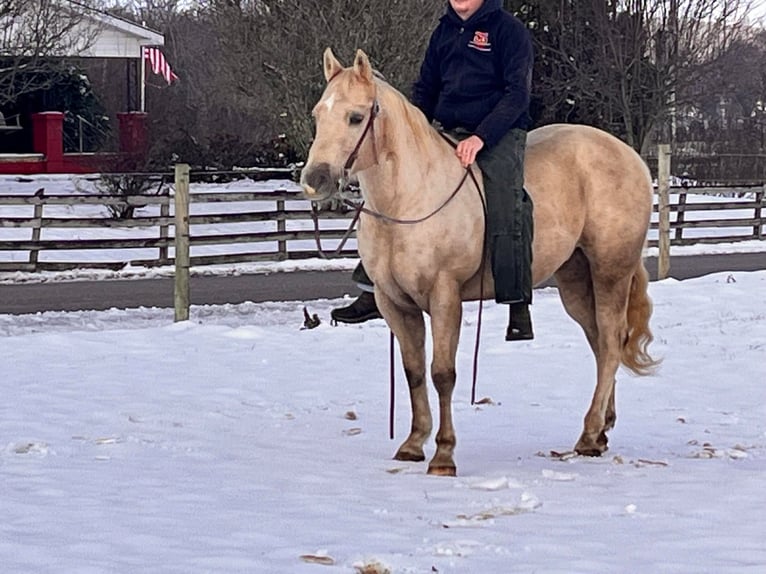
{"left": 751, "top": 0, "right": 766, "bottom": 22}
{"left": 1, "top": 176, "right": 765, "bottom": 573}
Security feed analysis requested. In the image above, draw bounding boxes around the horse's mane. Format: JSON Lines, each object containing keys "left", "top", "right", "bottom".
{"left": 329, "top": 66, "right": 442, "bottom": 160}
{"left": 373, "top": 77, "right": 440, "bottom": 156}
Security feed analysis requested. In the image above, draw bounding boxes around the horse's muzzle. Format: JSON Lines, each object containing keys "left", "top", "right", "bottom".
{"left": 300, "top": 162, "right": 339, "bottom": 202}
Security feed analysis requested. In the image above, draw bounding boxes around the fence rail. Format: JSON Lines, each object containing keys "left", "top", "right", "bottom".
{"left": 649, "top": 185, "right": 765, "bottom": 247}
{"left": 0, "top": 184, "right": 357, "bottom": 273}
{"left": 1, "top": 172, "right": 764, "bottom": 275}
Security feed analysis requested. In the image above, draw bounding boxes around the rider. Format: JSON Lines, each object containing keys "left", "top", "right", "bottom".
{"left": 331, "top": 0, "right": 535, "bottom": 341}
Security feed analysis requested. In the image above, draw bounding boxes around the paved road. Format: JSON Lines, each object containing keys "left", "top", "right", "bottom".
{"left": 0, "top": 253, "right": 763, "bottom": 315}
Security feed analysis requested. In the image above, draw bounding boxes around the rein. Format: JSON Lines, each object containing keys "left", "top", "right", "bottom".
{"left": 344, "top": 131, "right": 481, "bottom": 225}
{"left": 310, "top": 202, "right": 361, "bottom": 259}
{"left": 344, "top": 168, "right": 474, "bottom": 225}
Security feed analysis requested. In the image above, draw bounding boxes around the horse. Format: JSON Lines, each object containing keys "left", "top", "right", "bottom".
{"left": 301, "top": 48, "right": 659, "bottom": 476}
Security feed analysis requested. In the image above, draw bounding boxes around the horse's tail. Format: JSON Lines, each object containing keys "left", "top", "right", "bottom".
{"left": 622, "top": 260, "right": 661, "bottom": 376}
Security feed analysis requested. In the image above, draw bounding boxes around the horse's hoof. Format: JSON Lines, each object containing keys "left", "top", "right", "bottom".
{"left": 574, "top": 439, "right": 608, "bottom": 457}
{"left": 575, "top": 430, "right": 609, "bottom": 457}
{"left": 394, "top": 449, "right": 425, "bottom": 462}
{"left": 427, "top": 465, "right": 457, "bottom": 477}
{"left": 575, "top": 446, "right": 605, "bottom": 457}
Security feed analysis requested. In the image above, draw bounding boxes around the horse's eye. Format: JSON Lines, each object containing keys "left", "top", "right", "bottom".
{"left": 349, "top": 113, "right": 364, "bottom": 126}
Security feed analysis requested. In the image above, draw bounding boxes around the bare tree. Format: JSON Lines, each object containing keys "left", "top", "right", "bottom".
{"left": 0, "top": 0, "right": 101, "bottom": 107}
{"left": 194, "top": 0, "right": 445, "bottom": 156}
{"left": 511, "top": 0, "right": 755, "bottom": 153}
{"left": 680, "top": 29, "right": 766, "bottom": 154}
{"left": 124, "top": 0, "right": 765, "bottom": 168}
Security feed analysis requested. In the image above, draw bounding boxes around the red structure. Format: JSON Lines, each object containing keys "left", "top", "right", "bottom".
{"left": 118, "top": 111, "right": 149, "bottom": 156}
{"left": 0, "top": 111, "right": 148, "bottom": 175}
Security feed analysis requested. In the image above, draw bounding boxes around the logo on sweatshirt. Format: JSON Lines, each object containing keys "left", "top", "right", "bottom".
{"left": 468, "top": 31, "right": 491, "bottom": 52}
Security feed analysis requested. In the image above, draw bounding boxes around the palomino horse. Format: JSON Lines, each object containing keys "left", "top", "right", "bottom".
{"left": 301, "top": 49, "right": 658, "bottom": 476}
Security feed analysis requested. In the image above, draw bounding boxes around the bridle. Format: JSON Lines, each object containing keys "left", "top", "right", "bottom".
{"left": 324, "top": 67, "right": 381, "bottom": 188}
{"left": 317, "top": 69, "right": 483, "bottom": 224}
{"left": 341, "top": 98, "right": 380, "bottom": 181}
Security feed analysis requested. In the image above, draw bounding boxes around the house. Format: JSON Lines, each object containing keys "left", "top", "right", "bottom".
{"left": 0, "top": 2, "right": 167, "bottom": 174}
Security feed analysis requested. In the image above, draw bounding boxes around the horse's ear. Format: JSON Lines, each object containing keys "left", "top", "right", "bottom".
{"left": 323, "top": 48, "right": 344, "bottom": 83}
{"left": 353, "top": 49, "right": 374, "bottom": 83}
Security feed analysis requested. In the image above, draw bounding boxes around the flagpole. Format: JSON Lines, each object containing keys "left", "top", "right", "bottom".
{"left": 139, "top": 45, "right": 146, "bottom": 112}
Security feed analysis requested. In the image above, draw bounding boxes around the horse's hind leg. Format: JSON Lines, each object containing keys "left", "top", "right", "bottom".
{"left": 377, "top": 298, "right": 432, "bottom": 463}
{"left": 575, "top": 267, "right": 633, "bottom": 456}
{"left": 554, "top": 250, "right": 617, "bottom": 436}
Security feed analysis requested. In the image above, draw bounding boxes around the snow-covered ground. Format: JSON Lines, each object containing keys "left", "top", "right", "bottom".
{"left": 2, "top": 270, "right": 766, "bottom": 573}
{"left": 1, "top": 173, "right": 765, "bottom": 572}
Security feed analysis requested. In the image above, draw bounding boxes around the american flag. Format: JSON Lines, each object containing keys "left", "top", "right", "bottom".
{"left": 143, "top": 47, "right": 179, "bottom": 85}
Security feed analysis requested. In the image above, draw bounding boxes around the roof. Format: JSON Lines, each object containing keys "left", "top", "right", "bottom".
{"left": 65, "top": 0, "right": 165, "bottom": 58}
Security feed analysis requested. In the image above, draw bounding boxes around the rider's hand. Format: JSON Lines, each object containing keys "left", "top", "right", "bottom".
{"left": 455, "top": 135, "right": 484, "bottom": 168}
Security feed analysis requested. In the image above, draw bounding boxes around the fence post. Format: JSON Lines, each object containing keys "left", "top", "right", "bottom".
{"left": 755, "top": 187, "right": 764, "bottom": 240}
{"left": 159, "top": 200, "right": 170, "bottom": 263}
{"left": 657, "top": 144, "right": 672, "bottom": 280}
{"left": 276, "top": 198, "right": 287, "bottom": 258}
{"left": 174, "top": 164, "right": 190, "bottom": 322}
{"left": 675, "top": 187, "right": 687, "bottom": 242}
{"left": 29, "top": 199, "right": 43, "bottom": 270}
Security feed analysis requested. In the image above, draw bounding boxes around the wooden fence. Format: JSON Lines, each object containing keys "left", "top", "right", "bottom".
{"left": 1, "top": 163, "right": 764, "bottom": 318}
{"left": 653, "top": 185, "right": 764, "bottom": 245}
{"left": 0, "top": 168, "right": 357, "bottom": 274}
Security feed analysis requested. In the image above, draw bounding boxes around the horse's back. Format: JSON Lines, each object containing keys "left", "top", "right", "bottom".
{"left": 524, "top": 124, "right": 654, "bottom": 282}
{"left": 526, "top": 124, "right": 652, "bottom": 202}
{"left": 526, "top": 124, "right": 651, "bottom": 191}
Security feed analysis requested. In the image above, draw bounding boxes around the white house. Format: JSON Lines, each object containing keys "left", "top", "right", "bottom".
{"left": 71, "top": 7, "right": 165, "bottom": 59}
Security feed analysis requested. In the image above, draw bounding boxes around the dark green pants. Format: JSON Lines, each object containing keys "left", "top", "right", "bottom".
{"left": 351, "top": 128, "right": 533, "bottom": 305}
{"left": 474, "top": 128, "right": 533, "bottom": 304}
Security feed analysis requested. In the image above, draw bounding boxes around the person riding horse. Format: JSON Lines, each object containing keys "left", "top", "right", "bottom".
{"left": 331, "top": 0, "right": 536, "bottom": 342}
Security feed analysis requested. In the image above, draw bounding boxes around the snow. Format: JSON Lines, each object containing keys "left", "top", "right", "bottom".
{"left": 1, "top": 174, "right": 765, "bottom": 572}
{"left": 2, "top": 270, "right": 766, "bottom": 572}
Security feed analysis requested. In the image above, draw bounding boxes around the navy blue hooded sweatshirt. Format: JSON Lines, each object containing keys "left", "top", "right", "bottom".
{"left": 411, "top": 0, "right": 533, "bottom": 149}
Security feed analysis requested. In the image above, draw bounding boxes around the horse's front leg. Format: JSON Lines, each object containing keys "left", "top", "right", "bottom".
{"left": 377, "top": 295, "right": 431, "bottom": 463}
{"left": 426, "top": 285, "right": 463, "bottom": 476}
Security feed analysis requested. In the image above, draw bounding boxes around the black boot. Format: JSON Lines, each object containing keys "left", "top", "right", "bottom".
{"left": 330, "top": 292, "right": 382, "bottom": 324}
{"left": 505, "top": 302, "right": 534, "bottom": 341}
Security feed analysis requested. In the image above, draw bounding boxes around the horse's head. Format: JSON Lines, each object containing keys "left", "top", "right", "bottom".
{"left": 300, "top": 48, "right": 379, "bottom": 203}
